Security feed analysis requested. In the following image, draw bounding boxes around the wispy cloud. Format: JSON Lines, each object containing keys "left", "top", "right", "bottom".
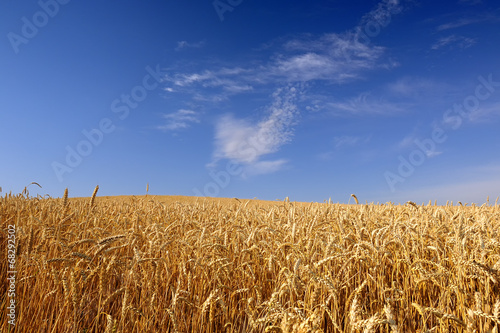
{"left": 437, "top": 18, "right": 482, "bottom": 31}
{"left": 397, "top": 127, "right": 443, "bottom": 158}
{"left": 211, "top": 86, "right": 300, "bottom": 174}
{"left": 326, "top": 93, "right": 407, "bottom": 116}
{"left": 158, "top": 109, "right": 201, "bottom": 131}
{"left": 175, "top": 40, "right": 206, "bottom": 51}
{"left": 387, "top": 77, "right": 448, "bottom": 98}
{"left": 273, "top": 0, "right": 404, "bottom": 81}
{"left": 397, "top": 131, "right": 418, "bottom": 150}
{"left": 438, "top": 99, "right": 500, "bottom": 126}
{"left": 431, "top": 35, "right": 476, "bottom": 50}
{"left": 436, "top": 12, "right": 500, "bottom": 31}
{"left": 467, "top": 101, "right": 500, "bottom": 122}
{"left": 165, "top": 32, "right": 388, "bottom": 94}
{"left": 163, "top": 67, "right": 254, "bottom": 102}
{"left": 317, "top": 134, "right": 372, "bottom": 161}
{"left": 163, "top": 0, "right": 405, "bottom": 98}
{"left": 277, "top": 32, "right": 388, "bottom": 82}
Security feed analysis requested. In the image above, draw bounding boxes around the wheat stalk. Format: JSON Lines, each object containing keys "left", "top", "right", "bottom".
{"left": 90, "top": 185, "right": 99, "bottom": 208}
{"left": 351, "top": 194, "right": 359, "bottom": 205}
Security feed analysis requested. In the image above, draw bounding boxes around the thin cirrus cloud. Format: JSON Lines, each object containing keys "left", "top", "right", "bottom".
{"left": 326, "top": 93, "right": 407, "bottom": 116}
{"left": 165, "top": 27, "right": 393, "bottom": 89}
{"left": 163, "top": 1, "right": 403, "bottom": 97}
{"left": 158, "top": 109, "right": 201, "bottom": 131}
{"left": 431, "top": 35, "right": 476, "bottom": 50}
{"left": 276, "top": 31, "right": 387, "bottom": 83}
{"left": 164, "top": 67, "right": 254, "bottom": 102}
{"left": 435, "top": 13, "right": 500, "bottom": 31}
{"left": 164, "top": 35, "right": 386, "bottom": 97}
{"left": 437, "top": 18, "right": 483, "bottom": 31}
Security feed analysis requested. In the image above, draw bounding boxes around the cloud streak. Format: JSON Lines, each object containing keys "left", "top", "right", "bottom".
{"left": 158, "top": 109, "right": 201, "bottom": 131}
{"left": 326, "top": 93, "right": 407, "bottom": 116}
{"left": 435, "top": 13, "right": 500, "bottom": 31}
{"left": 431, "top": 35, "right": 476, "bottom": 50}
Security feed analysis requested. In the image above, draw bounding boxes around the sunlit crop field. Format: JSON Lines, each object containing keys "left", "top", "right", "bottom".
{"left": 1, "top": 189, "right": 499, "bottom": 332}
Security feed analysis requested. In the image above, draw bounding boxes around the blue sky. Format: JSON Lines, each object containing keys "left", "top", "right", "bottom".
{"left": 2, "top": 0, "right": 500, "bottom": 204}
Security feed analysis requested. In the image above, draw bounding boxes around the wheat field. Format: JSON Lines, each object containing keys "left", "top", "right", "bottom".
{"left": 1, "top": 188, "right": 499, "bottom": 332}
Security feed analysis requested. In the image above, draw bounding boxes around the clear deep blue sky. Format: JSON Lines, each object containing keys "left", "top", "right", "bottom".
{"left": 2, "top": 0, "right": 500, "bottom": 204}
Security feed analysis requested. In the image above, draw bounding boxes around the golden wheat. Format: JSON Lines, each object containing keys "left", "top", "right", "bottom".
{"left": 1, "top": 191, "right": 499, "bottom": 332}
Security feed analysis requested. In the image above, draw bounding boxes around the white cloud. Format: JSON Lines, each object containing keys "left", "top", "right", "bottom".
{"left": 275, "top": 53, "right": 335, "bottom": 81}
{"left": 431, "top": 35, "right": 476, "bottom": 50}
{"left": 158, "top": 109, "right": 201, "bottom": 131}
{"left": 170, "top": 71, "right": 216, "bottom": 87}
{"left": 425, "top": 150, "right": 443, "bottom": 158}
{"left": 223, "top": 84, "right": 253, "bottom": 93}
{"left": 280, "top": 0, "right": 405, "bottom": 81}
{"left": 212, "top": 86, "right": 300, "bottom": 174}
